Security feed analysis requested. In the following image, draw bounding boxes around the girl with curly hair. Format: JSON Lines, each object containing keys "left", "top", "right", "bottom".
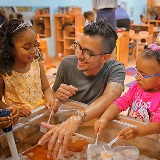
{"left": 0, "top": 19, "right": 57, "bottom": 121}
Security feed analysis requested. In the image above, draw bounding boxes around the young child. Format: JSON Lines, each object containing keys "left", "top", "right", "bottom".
{"left": 0, "top": 19, "right": 57, "bottom": 118}
{"left": 94, "top": 43, "right": 160, "bottom": 140}
{"left": 83, "top": 11, "right": 95, "bottom": 26}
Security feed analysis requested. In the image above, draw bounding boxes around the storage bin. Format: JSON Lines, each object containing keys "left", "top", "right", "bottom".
{"left": 112, "top": 146, "right": 139, "bottom": 160}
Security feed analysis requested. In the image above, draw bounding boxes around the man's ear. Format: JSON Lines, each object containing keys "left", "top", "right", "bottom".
{"left": 101, "top": 54, "right": 111, "bottom": 63}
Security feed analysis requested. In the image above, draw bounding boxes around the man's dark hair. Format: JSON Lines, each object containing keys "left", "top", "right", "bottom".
{"left": 83, "top": 18, "right": 118, "bottom": 54}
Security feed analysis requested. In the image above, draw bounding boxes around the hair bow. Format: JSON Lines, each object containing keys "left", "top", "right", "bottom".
{"left": 148, "top": 43, "right": 160, "bottom": 52}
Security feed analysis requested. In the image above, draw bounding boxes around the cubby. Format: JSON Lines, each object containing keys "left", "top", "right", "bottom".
{"left": 130, "top": 24, "right": 153, "bottom": 34}
{"left": 54, "top": 8, "right": 85, "bottom": 59}
{"left": 34, "top": 14, "right": 51, "bottom": 38}
{"left": 144, "top": 20, "right": 160, "bottom": 27}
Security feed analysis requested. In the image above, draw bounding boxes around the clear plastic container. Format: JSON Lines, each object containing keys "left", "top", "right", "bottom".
{"left": 87, "top": 144, "right": 112, "bottom": 160}
{"left": 112, "top": 146, "right": 139, "bottom": 160}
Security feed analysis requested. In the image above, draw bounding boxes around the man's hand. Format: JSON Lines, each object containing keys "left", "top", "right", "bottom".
{"left": 55, "top": 84, "right": 78, "bottom": 101}
{"left": 38, "top": 115, "right": 82, "bottom": 159}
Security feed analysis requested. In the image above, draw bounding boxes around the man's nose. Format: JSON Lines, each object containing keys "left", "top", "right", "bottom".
{"left": 76, "top": 50, "right": 85, "bottom": 59}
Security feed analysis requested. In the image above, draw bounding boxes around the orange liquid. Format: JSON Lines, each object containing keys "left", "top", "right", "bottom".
{"left": 23, "top": 138, "right": 89, "bottom": 160}
{"left": 102, "top": 154, "right": 111, "bottom": 158}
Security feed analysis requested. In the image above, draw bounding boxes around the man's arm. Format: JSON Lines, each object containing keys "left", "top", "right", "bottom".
{"left": 83, "top": 82, "right": 124, "bottom": 122}
{"left": 38, "top": 82, "right": 124, "bottom": 158}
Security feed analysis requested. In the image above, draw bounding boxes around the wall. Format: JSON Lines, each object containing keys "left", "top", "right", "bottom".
{"left": 118, "top": 0, "right": 147, "bottom": 24}
{"left": 0, "top": 0, "right": 92, "bottom": 57}
{"left": 0, "top": 0, "right": 147, "bottom": 57}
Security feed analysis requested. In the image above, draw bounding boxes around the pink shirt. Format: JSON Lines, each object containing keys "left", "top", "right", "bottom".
{"left": 114, "top": 83, "right": 160, "bottom": 124}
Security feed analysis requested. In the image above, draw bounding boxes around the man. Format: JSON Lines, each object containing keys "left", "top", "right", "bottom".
{"left": 115, "top": 5, "right": 130, "bottom": 31}
{"left": 38, "top": 18, "right": 125, "bottom": 159}
{"left": 92, "top": 0, "right": 118, "bottom": 29}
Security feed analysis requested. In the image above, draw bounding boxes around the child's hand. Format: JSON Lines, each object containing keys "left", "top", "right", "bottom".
{"left": 0, "top": 109, "right": 12, "bottom": 129}
{"left": 10, "top": 108, "right": 20, "bottom": 125}
{"left": 19, "top": 106, "right": 31, "bottom": 117}
{"left": 118, "top": 127, "right": 137, "bottom": 140}
{"left": 94, "top": 119, "right": 107, "bottom": 134}
{"left": 45, "top": 99, "right": 59, "bottom": 113}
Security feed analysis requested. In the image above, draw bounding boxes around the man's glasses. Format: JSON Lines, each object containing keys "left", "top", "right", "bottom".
{"left": 73, "top": 41, "right": 104, "bottom": 59}
{"left": 135, "top": 67, "right": 160, "bottom": 80}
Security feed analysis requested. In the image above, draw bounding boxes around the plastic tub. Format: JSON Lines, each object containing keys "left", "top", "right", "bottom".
{"left": 112, "top": 146, "right": 139, "bottom": 160}
{"left": 87, "top": 144, "right": 112, "bottom": 160}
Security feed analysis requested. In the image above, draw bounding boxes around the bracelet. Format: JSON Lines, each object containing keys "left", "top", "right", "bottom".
{"left": 74, "top": 109, "right": 87, "bottom": 125}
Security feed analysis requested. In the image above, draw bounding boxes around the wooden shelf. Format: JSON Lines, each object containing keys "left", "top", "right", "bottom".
{"left": 144, "top": 20, "right": 160, "bottom": 27}
{"left": 65, "top": 37, "right": 75, "bottom": 40}
{"left": 116, "top": 32, "right": 129, "bottom": 67}
{"left": 34, "top": 14, "right": 51, "bottom": 38}
{"left": 54, "top": 8, "right": 85, "bottom": 59}
{"left": 57, "top": 39, "right": 64, "bottom": 42}
{"left": 130, "top": 24, "right": 153, "bottom": 34}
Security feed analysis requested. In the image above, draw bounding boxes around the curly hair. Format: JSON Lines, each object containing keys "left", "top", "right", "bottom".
{"left": 142, "top": 45, "right": 160, "bottom": 64}
{"left": 83, "top": 18, "right": 118, "bottom": 54}
{"left": 0, "top": 19, "right": 40, "bottom": 76}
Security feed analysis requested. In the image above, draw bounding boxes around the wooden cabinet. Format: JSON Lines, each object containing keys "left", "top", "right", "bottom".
{"left": 144, "top": 20, "right": 160, "bottom": 27}
{"left": 54, "top": 10, "right": 85, "bottom": 59}
{"left": 130, "top": 24, "right": 153, "bottom": 34}
{"left": 116, "top": 32, "right": 129, "bottom": 67}
{"left": 34, "top": 14, "right": 51, "bottom": 38}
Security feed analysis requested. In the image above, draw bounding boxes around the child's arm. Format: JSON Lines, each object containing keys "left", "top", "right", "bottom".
{"left": 118, "top": 122, "right": 160, "bottom": 140}
{"left": 39, "top": 62, "right": 58, "bottom": 112}
{"left": 0, "top": 76, "right": 20, "bottom": 123}
{"left": 94, "top": 103, "right": 120, "bottom": 134}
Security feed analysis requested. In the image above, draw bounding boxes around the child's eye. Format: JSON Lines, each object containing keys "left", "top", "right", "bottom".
{"left": 24, "top": 47, "right": 30, "bottom": 50}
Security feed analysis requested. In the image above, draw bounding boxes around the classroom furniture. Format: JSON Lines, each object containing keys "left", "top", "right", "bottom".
{"left": 153, "top": 27, "right": 160, "bottom": 42}
{"left": 34, "top": 14, "right": 51, "bottom": 38}
{"left": 54, "top": 7, "right": 85, "bottom": 60}
{"left": 38, "top": 38, "right": 56, "bottom": 69}
{"left": 116, "top": 32, "right": 129, "bottom": 67}
{"left": 129, "top": 32, "right": 151, "bottom": 58}
{"left": 130, "top": 24, "right": 153, "bottom": 35}
{"left": 144, "top": 20, "right": 160, "bottom": 27}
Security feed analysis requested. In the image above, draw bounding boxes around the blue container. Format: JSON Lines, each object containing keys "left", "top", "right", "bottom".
{"left": 0, "top": 109, "right": 12, "bottom": 132}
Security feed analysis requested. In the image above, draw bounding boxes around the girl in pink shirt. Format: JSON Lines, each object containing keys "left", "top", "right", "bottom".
{"left": 94, "top": 43, "right": 160, "bottom": 140}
